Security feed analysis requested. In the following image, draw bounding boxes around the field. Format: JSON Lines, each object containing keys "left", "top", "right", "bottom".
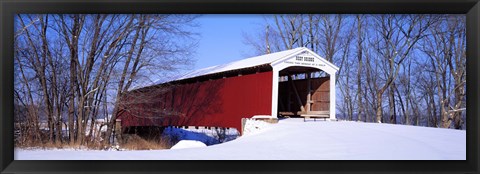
{"left": 15, "top": 118, "right": 466, "bottom": 160}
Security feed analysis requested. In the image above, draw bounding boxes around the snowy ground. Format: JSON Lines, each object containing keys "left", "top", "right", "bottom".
{"left": 15, "top": 118, "right": 466, "bottom": 160}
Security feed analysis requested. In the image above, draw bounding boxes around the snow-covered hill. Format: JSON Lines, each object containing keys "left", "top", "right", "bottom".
{"left": 15, "top": 118, "right": 465, "bottom": 160}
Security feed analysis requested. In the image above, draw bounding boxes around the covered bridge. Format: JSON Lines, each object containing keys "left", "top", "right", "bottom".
{"left": 117, "top": 47, "right": 339, "bottom": 134}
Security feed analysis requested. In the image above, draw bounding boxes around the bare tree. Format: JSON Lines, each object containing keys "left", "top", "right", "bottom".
{"left": 421, "top": 15, "right": 466, "bottom": 129}
{"left": 245, "top": 14, "right": 466, "bottom": 128}
{"left": 104, "top": 14, "right": 199, "bottom": 145}
{"left": 370, "top": 14, "right": 435, "bottom": 123}
{"left": 14, "top": 14, "right": 199, "bottom": 147}
{"left": 355, "top": 14, "right": 365, "bottom": 122}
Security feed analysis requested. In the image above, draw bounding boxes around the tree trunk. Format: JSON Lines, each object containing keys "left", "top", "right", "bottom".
{"left": 376, "top": 92, "right": 383, "bottom": 123}
{"left": 388, "top": 84, "right": 396, "bottom": 124}
{"left": 356, "top": 15, "right": 364, "bottom": 122}
{"left": 64, "top": 14, "right": 83, "bottom": 144}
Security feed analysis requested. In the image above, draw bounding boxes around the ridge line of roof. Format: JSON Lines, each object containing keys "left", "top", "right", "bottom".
{"left": 129, "top": 47, "right": 308, "bottom": 91}
{"left": 170, "top": 47, "right": 307, "bottom": 80}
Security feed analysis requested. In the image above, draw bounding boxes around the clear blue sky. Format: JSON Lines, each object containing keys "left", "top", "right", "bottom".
{"left": 193, "top": 14, "right": 270, "bottom": 70}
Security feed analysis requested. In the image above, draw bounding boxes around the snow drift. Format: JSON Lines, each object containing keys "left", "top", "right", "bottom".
{"left": 170, "top": 140, "right": 207, "bottom": 149}
{"left": 15, "top": 118, "right": 466, "bottom": 160}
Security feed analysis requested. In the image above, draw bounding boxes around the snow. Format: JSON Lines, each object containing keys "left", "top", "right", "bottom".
{"left": 242, "top": 118, "right": 272, "bottom": 136}
{"left": 170, "top": 140, "right": 207, "bottom": 149}
{"left": 251, "top": 115, "right": 273, "bottom": 119}
{"left": 15, "top": 118, "right": 466, "bottom": 160}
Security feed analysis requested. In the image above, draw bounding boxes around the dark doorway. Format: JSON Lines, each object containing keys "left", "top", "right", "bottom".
{"left": 277, "top": 66, "right": 330, "bottom": 118}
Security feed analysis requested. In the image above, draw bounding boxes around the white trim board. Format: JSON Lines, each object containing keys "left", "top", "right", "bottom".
{"left": 269, "top": 48, "right": 338, "bottom": 120}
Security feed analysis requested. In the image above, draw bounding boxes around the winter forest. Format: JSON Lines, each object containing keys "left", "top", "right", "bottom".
{"left": 244, "top": 14, "right": 466, "bottom": 129}
{"left": 14, "top": 14, "right": 466, "bottom": 149}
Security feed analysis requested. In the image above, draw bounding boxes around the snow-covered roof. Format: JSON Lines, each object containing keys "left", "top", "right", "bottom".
{"left": 131, "top": 47, "right": 337, "bottom": 90}
{"left": 173, "top": 47, "right": 306, "bottom": 81}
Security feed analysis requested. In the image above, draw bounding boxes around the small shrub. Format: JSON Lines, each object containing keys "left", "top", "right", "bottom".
{"left": 120, "top": 134, "right": 173, "bottom": 150}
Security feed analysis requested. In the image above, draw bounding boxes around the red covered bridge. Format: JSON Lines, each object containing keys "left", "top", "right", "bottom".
{"left": 117, "top": 47, "right": 339, "bottom": 134}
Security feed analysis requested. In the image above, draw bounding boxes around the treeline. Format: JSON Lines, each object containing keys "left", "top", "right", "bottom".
{"left": 14, "top": 14, "right": 198, "bottom": 147}
{"left": 245, "top": 14, "right": 466, "bottom": 129}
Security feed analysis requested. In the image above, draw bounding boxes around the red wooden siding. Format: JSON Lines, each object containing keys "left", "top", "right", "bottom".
{"left": 118, "top": 71, "right": 273, "bottom": 133}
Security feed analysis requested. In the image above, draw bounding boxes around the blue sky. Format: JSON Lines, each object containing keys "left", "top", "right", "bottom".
{"left": 193, "top": 14, "right": 270, "bottom": 70}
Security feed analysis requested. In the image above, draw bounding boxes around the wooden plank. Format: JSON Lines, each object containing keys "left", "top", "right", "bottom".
{"left": 297, "top": 111, "right": 330, "bottom": 115}
{"left": 300, "top": 114, "right": 329, "bottom": 118}
{"left": 301, "top": 115, "right": 328, "bottom": 122}
{"left": 279, "top": 111, "right": 295, "bottom": 116}
{"left": 306, "top": 72, "right": 311, "bottom": 112}
{"left": 287, "top": 74, "right": 291, "bottom": 111}
{"left": 289, "top": 76, "right": 305, "bottom": 112}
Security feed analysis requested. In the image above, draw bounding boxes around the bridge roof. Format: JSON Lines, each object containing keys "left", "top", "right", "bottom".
{"left": 131, "top": 47, "right": 338, "bottom": 90}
